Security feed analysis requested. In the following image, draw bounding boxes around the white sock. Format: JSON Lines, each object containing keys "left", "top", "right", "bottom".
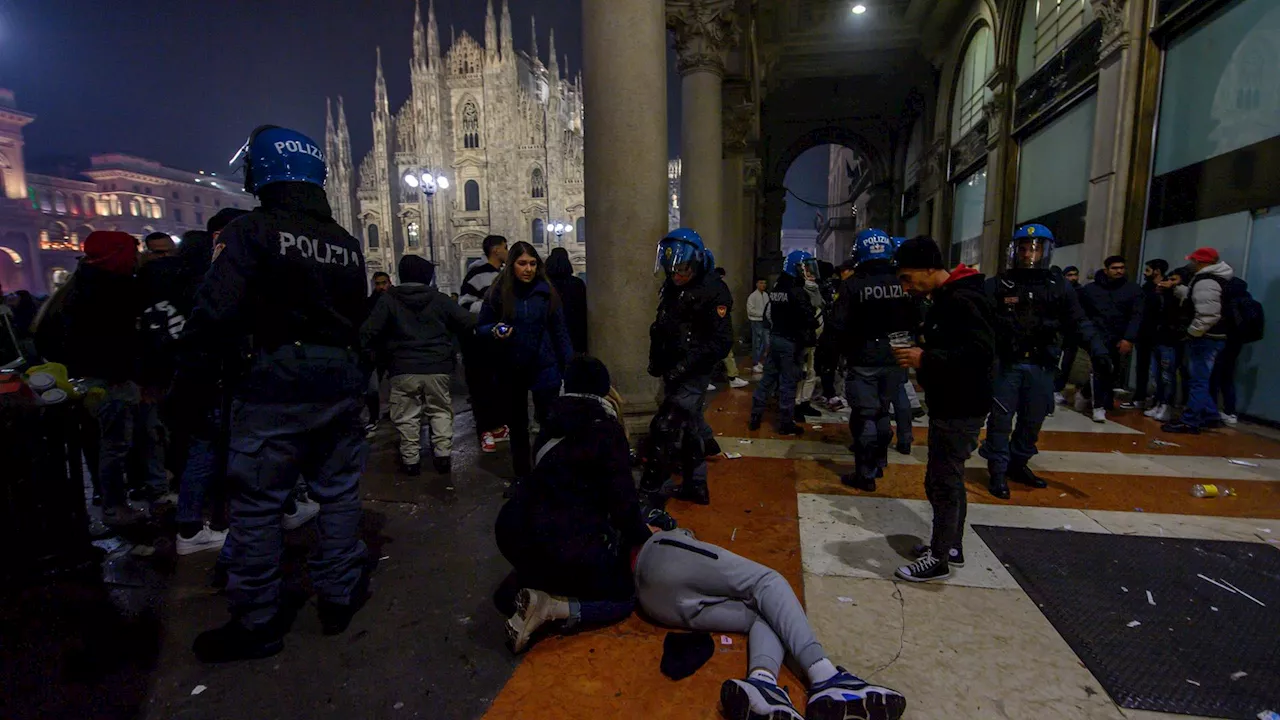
{"left": 748, "top": 668, "right": 778, "bottom": 686}
{"left": 807, "top": 658, "right": 839, "bottom": 685}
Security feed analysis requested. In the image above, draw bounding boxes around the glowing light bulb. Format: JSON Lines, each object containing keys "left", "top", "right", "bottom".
{"left": 852, "top": 4, "right": 867, "bottom": 14}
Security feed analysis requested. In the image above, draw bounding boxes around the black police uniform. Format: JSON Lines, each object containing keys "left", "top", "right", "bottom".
{"left": 749, "top": 273, "right": 817, "bottom": 431}
{"left": 180, "top": 182, "right": 370, "bottom": 633}
{"left": 830, "top": 259, "right": 919, "bottom": 488}
{"left": 979, "top": 268, "right": 1106, "bottom": 492}
{"left": 645, "top": 269, "right": 733, "bottom": 503}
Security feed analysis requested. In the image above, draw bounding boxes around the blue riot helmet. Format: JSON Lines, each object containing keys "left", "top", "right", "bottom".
{"left": 851, "top": 228, "right": 893, "bottom": 265}
{"left": 892, "top": 237, "right": 907, "bottom": 251}
{"left": 655, "top": 227, "right": 707, "bottom": 282}
{"left": 783, "top": 249, "right": 819, "bottom": 280}
{"left": 230, "top": 125, "right": 328, "bottom": 195}
{"left": 1009, "top": 223, "right": 1056, "bottom": 270}
{"left": 702, "top": 248, "right": 717, "bottom": 276}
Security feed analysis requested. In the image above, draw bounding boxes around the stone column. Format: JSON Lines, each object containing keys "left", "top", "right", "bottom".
{"left": 583, "top": 0, "right": 667, "bottom": 421}
{"left": 668, "top": 0, "right": 738, "bottom": 254}
{"left": 1083, "top": 0, "right": 1138, "bottom": 272}
{"left": 721, "top": 101, "right": 753, "bottom": 345}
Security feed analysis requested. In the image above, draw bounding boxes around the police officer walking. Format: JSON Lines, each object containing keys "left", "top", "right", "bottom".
{"left": 644, "top": 229, "right": 733, "bottom": 505}
{"left": 978, "top": 224, "right": 1108, "bottom": 499}
{"left": 177, "top": 126, "right": 371, "bottom": 662}
{"left": 749, "top": 250, "right": 819, "bottom": 436}
{"left": 831, "top": 229, "right": 919, "bottom": 491}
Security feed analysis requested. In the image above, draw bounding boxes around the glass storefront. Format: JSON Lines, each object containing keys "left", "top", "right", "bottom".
{"left": 951, "top": 167, "right": 987, "bottom": 268}
{"left": 1015, "top": 93, "right": 1098, "bottom": 273}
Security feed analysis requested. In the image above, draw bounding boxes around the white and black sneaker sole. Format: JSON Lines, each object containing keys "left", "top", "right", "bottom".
{"left": 719, "top": 681, "right": 802, "bottom": 720}
{"left": 806, "top": 687, "right": 907, "bottom": 720}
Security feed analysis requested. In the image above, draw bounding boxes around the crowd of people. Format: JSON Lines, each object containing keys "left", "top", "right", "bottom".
{"left": 6, "top": 120, "right": 1265, "bottom": 720}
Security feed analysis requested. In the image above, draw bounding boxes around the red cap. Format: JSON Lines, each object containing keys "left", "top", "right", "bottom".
{"left": 1185, "top": 247, "right": 1220, "bottom": 264}
{"left": 82, "top": 231, "right": 138, "bottom": 276}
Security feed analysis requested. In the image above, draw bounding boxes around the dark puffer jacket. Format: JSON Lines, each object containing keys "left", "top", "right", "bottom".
{"left": 917, "top": 266, "right": 997, "bottom": 419}
{"left": 478, "top": 279, "right": 573, "bottom": 391}
{"left": 1079, "top": 271, "right": 1144, "bottom": 344}
{"left": 61, "top": 264, "right": 141, "bottom": 383}
{"left": 495, "top": 394, "right": 651, "bottom": 562}
{"left": 360, "top": 283, "right": 477, "bottom": 376}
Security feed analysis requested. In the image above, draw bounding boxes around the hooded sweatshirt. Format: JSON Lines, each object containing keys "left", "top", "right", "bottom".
{"left": 360, "top": 281, "right": 477, "bottom": 376}
{"left": 1079, "top": 270, "right": 1144, "bottom": 344}
{"left": 917, "top": 265, "right": 997, "bottom": 419}
{"left": 1187, "top": 261, "right": 1234, "bottom": 339}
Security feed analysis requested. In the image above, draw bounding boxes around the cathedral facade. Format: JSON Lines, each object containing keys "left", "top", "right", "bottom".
{"left": 324, "top": 0, "right": 586, "bottom": 293}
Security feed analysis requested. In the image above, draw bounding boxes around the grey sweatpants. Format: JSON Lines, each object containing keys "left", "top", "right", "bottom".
{"left": 635, "top": 530, "right": 826, "bottom": 678}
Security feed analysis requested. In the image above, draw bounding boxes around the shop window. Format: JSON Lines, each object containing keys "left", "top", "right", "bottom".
{"left": 1017, "top": 0, "right": 1096, "bottom": 82}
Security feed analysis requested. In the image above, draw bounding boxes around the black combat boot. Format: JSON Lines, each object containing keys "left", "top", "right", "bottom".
{"left": 988, "top": 475, "right": 1011, "bottom": 500}
{"left": 1010, "top": 464, "right": 1047, "bottom": 489}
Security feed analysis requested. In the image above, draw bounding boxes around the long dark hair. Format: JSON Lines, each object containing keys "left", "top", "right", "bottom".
{"left": 488, "top": 241, "right": 560, "bottom": 322}
{"left": 545, "top": 247, "right": 574, "bottom": 280}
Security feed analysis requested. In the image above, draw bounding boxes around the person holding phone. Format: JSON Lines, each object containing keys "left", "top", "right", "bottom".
{"left": 478, "top": 241, "right": 573, "bottom": 479}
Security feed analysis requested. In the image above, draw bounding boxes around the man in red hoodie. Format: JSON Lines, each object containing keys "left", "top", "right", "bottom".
{"left": 889, "top": 237, "right": 996, "bottom": 583}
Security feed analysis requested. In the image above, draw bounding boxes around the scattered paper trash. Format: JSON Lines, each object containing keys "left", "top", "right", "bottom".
{"left": 723, "top": 452, "right": 743, "bottom": 460}
{"left": 394, "top": 701, "right": 405, "bottom": 710}
{"left": 730, "top": 528, "right": 737, "bottom": 542}
{"left": 1147, "top": 590, "right": 1156, "bottom": 606}
{"left": 380, "top": 555, "right": 391, "bottom": 561}
{"left": 1059, "top": 493, "right": 1067, "bottom": 498}
{"left": 1186, "top": 679, "right": 1201, "bottom": 687}
{"left": 720, "top": 635, "right": 733, "bottom": 646}
{"left": 191, "top": 685, "right": 207, "bottom": 696}
{"left": 1063, "top": 524, "right": 1072, "bottom": 530}
{"left": 1231, "top": 671, "right": 1248, "bottom": 681}
{"left": 1126, "top": 620, "right": 1141, "bottom": 628}
{"left": 1260, "top": 528, "right": 1273, "bottom": 533}
{"left": 837, "top": 596, "right": 855, "bottom": 604}
{"left": 445, "top": 486, "right": 454, "bottom": 491}
{"left": 1228, "top": 459, "right": 1261, "bottom": 468}
{"left": 1121, "top": 586, "right": 1129, "bottom": 593}
{"left": 738, "top": 439, "right": 753, "bottom": 444}
{"left": 1219, "top": 578, "right": 1266, "bottom": 607}
{"left": 1135, "top": 507, "right": 1144, "bottom": 512}
{"left": 1149, "top": 439, "right": 1181, "bottom": 448}
{"left": 811, "top": 425, "right": 823, "bottom": 430}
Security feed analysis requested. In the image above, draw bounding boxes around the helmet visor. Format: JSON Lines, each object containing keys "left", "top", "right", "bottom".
{"left": 798, "top": 257, "right": 820, "bottom": 280}
{"left": 655, "top": 240, "right": 699, "bottom": 277}
{"left": 1009, "top": 237, "right": 1054, "bottom": 270}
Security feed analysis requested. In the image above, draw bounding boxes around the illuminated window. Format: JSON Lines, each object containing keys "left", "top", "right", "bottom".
{"left": 465, "top": 180, "right": 480, "bottom": 211}
{"left": 70, "top": 195, "right": 83, "bottom": 216}
{"left": 952, "top": 25, "right": 995, "bottom": 143}
{"left": 130, "top": 199, "right": 141, "bottom": 216}
{"left": 407, "top": 221, "right": 420, "bottom": 248}
{"left": 39, "top": 190, "right": 52, "bottom": 212}
{"left": 531, "top": 167, "right": 546, "bottom": 199}
{"left": 150, "top": 200, "right": 161, "bottom": 219}
{"left": 54, "top": 191, "right": 67, "bottom": 214}
{"left": 461, "top": 101, "right": 480, "bottom": 149}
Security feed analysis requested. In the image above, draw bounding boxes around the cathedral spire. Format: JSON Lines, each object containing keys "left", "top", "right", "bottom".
{"left": 426, "top": 0, "right": 440, "bottom": 68}
{"left": 375, "top": 47, "right": 388, "bottom": 115}
{"left": 548, "top": 29, "right": 558, "bottom": 81}
{"left": 325, "top": 97, "right": 335, "bottom": 160}
{"left": 485, "top": 0, "right": 497, "bottom": 61}
{"left": 500, "top": 0, "right": 513, "bottom": 63}
{"left": 337, "top": 95, "right": 351, "bottom": 151}
{"left": 531, "top": 16, "right": 539, "bottom": 66}
{"left": 412, "top": 0, "right": 425, "bottom": 69}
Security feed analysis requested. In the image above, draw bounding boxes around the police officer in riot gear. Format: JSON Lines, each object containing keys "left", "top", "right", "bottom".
{"left": 979, "top": 224, "right": 1108, "bottom": 499}
{"left": 749, "top": 250, "right": 819, "bottom": 436}
{"left": 644, "top": 228, "right": 733, "bottom": 506}
{"left": 831, "top": 229, "right": 920, "bottom": 491}
{"left": 178, "top": 126, "right": 371, "bottom": 662}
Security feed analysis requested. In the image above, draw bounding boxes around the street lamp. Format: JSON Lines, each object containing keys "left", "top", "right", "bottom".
{"left": 547, "top": 221, "right": 574, "bottom": 247}
{"left": 403, "top": 170, "right": 450, "bottom": 263}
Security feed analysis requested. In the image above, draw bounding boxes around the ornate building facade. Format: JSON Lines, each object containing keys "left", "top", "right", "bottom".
{"left": 325, "top": 0, "right": 586, "bottom": 292}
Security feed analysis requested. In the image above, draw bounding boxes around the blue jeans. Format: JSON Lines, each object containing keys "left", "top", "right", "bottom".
{"left": 750, "top": 321, "right": 769, "bottom": 366}
{"left": 1152, "top": 345, "right": 1178, "bottom": 406}
{"left": 892, "top": 381, "right": 914, "bottom": 446}
{"left": 177, "top": 436, "right": 217, "bottom": 526}
{"left": 980, "top": 362, "right": 1054, "bottom": 478}
{"left": 750, "top": 335, "right": 803, "bottom": 426}
{"left": 88, "top": 380, "right": 165, "bottom": 507}
{"left": 1181, "top": 338, "right": 1224, "bottom": 428}
{"left": 224, "top": 396, "right": 368, "bottom": 627}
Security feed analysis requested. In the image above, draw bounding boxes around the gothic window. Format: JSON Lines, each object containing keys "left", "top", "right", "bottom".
{"left": 576, "top": 217, "right": 585, "bottom": 245}
{"left": 407, "top": 222, "right": 420, "bottom": 248}
{"left": 465, "top": 180, "right": 481, "bottom": 211}
{"left": 462, "top": 101, "right": 481, "bottom": 149}
{"left": 1017, "top": 0, "right": 1096, "bottom": 82}
{"left": 951, "top": 24, "right": 995, "bottom": 143}
{"left": 532, "top": 218, "right": 545, "bottom": 246}
{"left": 368, "top": 224, "right": 380, "bottom": 249}
{"left": 531, "top": 167, "right": 546, "bottom": 199}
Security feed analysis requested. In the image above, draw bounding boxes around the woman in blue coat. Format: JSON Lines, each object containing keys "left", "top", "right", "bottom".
{"left": 478, "top": 241, "right": 574, "bottom": 477}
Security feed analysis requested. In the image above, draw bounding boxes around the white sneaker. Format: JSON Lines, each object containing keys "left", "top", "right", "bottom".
{"left": 1054, "top": 392, "right": 1066, "bottom": 406}
{"left": 177, "top": 524, "right": 228, "bottom": 556}
{"left": 1154, "top": 404, "right": 1172, "bottom": 422}
{"left": 751, "top": 363, "right": 764, "bottom": 374}
{"left": 1143, "top": 404, "right": 1160, "bottom": 417}
{"left": 729, "top": 377, "right": 749, "bottom": 389}
{"left": 283, "top": 497, "right": 320, "bottom": 530}
{"left": 706, "top": 383, "right": 716, "bottom": 392}
{"left": 1221, "top": 413, "right": 1238, "bottom": 426}
{"left": 1092, "top": 408, "right": 1107, "bottom": 424}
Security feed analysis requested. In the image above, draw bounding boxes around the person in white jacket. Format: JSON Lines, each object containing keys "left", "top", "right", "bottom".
{"left": 1163, "top": 247, "right": 1232, "bottom": 434}
{"left": 747, "top": 279, "right": 769, "bottom": 373}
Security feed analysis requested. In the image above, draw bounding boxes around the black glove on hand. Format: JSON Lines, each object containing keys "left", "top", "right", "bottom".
{"left": 664, "top": 360, "right": 690, "bottom": 385}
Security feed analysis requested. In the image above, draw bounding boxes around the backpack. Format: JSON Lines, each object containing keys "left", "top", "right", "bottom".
{"left": 1196, "top": 275, "right": 1265, "bottom": 343}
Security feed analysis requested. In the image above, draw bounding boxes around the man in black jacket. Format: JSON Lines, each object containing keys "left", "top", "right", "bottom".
{"left": 831, "top": 230, "right": 918, "bottom": 492}
{"left": 178, "top": 126, "right": 371, "bottom": 662}
{"left": 1125, "top": 259, "right": 1167, "bottom": 410}
{"left": 460, "top": 235, "right": 509, "bottom": 452}
{"left": 890, "top": 237, "right": 995, "bottom": 583}
{"left": 749, "top": 250, "right": 819, "bottom": 436}
{"left": 362, "top": 256, "right": 475, "bottom": 475}
{"left": 1078, "top": 255, "right": 1144, "bottom": 422}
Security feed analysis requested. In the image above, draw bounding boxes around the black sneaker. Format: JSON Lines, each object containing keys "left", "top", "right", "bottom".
{"left": 193, "top": 618, "right": 285, "bottom": 663}
{"left": 400, "top": 461, "right": 421, "bottom": 477}
{"left": 720, "top": 677, "right": 803, "bottom": 720}
{"left": 1162, "top": 421, "right": 1201, "bottom": 435}
{"left": 895, "top": 549, "right": 950, "bottom": 582}
{"left": 432, "top": 456, "right": 452, "bottom": 474}
{"left": 911, "top": 407, "right": 926, "bottom": 419}
{"left": 895, "top": 442, "right": 912, "bottom": 455}
{"left": 796, "top": 401, "right": 821, "bottom": 418}
{"left": 748, "top": 414, "right": 762, "bottom": 431}
{"left": 705, "top": 438, "right": 722, "bottom": 457}
{"left": 318, "top": 562, "right": 372, "bottom": 636}
{"left": 778, "top": 422, "right": 804, "bottom": 437}
{"left": 840, "top": 473, "right": 876, "bottom": 492}
{"left": 643, "top": 506, "right": 678, "bottom": 531}
{"left": 988, "top": 476, "right": 1011, "bottom": 500}
{"left": 672, "top": 482, "right": 710, "bottom": 506}
{"left": 1010, "top": 464, "right": 1047, "bottom": 489}
{"left": 912, "top": 543, "right": 964, "bottom": 568}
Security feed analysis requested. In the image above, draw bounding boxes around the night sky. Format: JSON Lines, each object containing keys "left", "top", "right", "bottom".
{"left": 0, "top": 0, "right": 687, "bottom": 176}
{"left": 783, "top": 145, "right": 834, "bottom": 230}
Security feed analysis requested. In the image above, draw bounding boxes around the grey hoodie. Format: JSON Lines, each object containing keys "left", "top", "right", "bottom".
{"left": 1188, "top": 261, "right": 1234, "bottom": 339}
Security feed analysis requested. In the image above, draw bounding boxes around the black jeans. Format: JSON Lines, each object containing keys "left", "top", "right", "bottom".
{"left": 464, "top": 344, "right": 504, "bottom": 438}
{"left": 1054, "top": 339, "right": 1078, "bottom": 393}
{"left": 1210, "top": 340, "right": 1242, "bottom": 416}
{"left": 501, "top": 379, "right": 557, "bottom": 478}
{"left": 925, "top": 416, "right": 983, "bottom": 557}
{"left": 1090, "top": 348, "right": 1126, "bottom": 410}
{"left": 1133, "top": 343, "right": 1154, "bottom": 403}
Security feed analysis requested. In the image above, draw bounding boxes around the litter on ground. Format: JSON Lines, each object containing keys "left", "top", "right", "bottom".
{"left": 191, "top": 685, "right": 207, "bottom": 696}
{"left": 1126, "top": 620, "right": 1141, "bottom": 628}
{"left": 1147, "top": 591, "right": 1156, "bottom": 606}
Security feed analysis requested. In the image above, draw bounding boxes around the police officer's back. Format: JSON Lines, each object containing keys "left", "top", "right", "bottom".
{"left": 181, "top": 126, "right": 370, "bottom": 663}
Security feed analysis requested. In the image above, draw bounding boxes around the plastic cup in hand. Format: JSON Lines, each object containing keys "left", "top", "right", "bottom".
{"left": 888, "top": 331, "right": 915, "bottom": 349}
